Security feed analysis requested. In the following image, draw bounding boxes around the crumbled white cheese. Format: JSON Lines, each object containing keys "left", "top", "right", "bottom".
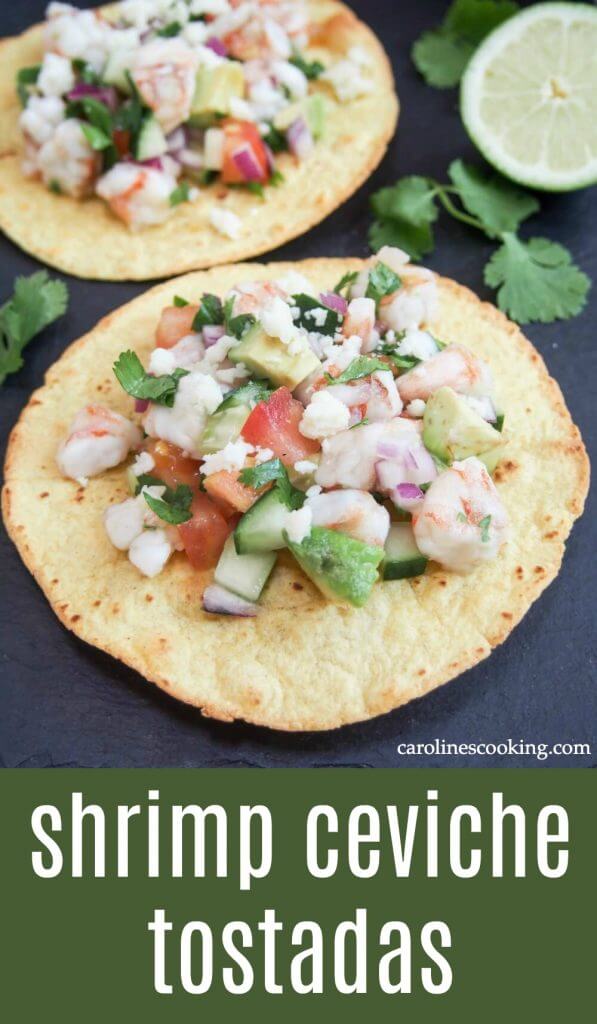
{"left": 272, "top": 60, "right": 308, "bottom": 99}
{"left": 381, "top": 273, "right": 438, "bottom": 332}
{"left": 254, "top": 447, "right": 275, "bottom": 465}
{"left": 406, "top": 399, "right": 426, "bottom": 418}
{"left": 209, "top": 206, "right": 242, "bottom": 239}
{"left": 304, "top": 306, "right": 329, "bottom": 329}
{"left": 148, "top": 347, "right": 176, "bottom": 376}
{"left": 37, "top": 53, "right": 75, "bottom": 97}
{"left": 20, "top": 95, "right": 65, "bottom": 147}
{"left": 299, "top": 390, "right": 351, "bottom": 440}
{"left": 132, "top": 451, "right": 156, "bottom": 476}
{"left": 397, "top": 329, "right": 438, "bottom": 361}
{"left": 103, "top": 498, "right": 145, "bottom": 551}
{"left": 285, "top": 505, "right": 312, "bottom": 544}
{"left": 229, "top": 96, "right": 255, "bottom": 121}
{"left": 322, "top": 334, "right": 362, "bottom": 374}
{"left": 322, "top": 58, "right": 373, "bottom": 102}
{"left": 306, "top": 484, "right": 322, "bottom": 500}
{"left": 128, "top": 529, "right": 173, "bottom": 578}
{"left": 260, "top": 296, "right": 296, "bottom": 345}
{"left": 275, "top": 271, "right": 316, "bottom": 298}
{"left": 143, "top": 370, "right": 223, "bottom": 459}
{"left": 294, "top": 459, "right": 318, "bottom": 475}
{"left": 201, "top": 439, "right": 254, "bottom": 477}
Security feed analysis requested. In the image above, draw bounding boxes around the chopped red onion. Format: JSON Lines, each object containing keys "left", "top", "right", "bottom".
{"left": 202, "top": 584, "right": 258, "bottom": 617}
{"left": 320, "top": 291, "right": 348, "bottom": 315}
{"left": 206, "top": 36, "right": 228, "bottom": 57}
{"left": 263, "top": 142, "right": 276, "bottom": 173}
{"left": 203, "top": 324, "right": 225, "bottom": 347}
{"left": 135, "top": 398, "right": 149, "bottom": 413}
{"left": 286, "top": 116, "right": 314, "bottom": 160}
{"left": 141, "top": 157, "right": 164, "bottom": 171}
{"left": 397, "top": 483, "right": 424, "bottom": 500}
{"left": 166, "top": 127, "right": 187, "bottom": 152}
{"left": 67, "top": 83, "right": 118, "bottom": 111}
{"left": 232, "top": 143, "right": 265, "bottom": 182}
{"left": 178, "top": 147, "right": 203, "bottom": 169}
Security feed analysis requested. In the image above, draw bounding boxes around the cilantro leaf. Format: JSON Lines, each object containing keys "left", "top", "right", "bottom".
{"left": 173, "top": 295, "right": 189, "bottom": 307}
{"left": 223, "top": 295, "right": 257, "bottom": 340}
{"left": 365, "top": 262, "right": 401, "bottom": 307}
{"left": 479, "top": 514, "right": 492, "bottom": 542}
{"left": 240, "top": 458, "right": 305, "bottom": 510}
{"left": 0, "top": 272, "right": 69, "bottom": 385}
{"left": 289, "top": 54, "right": 325, "bottom": 79}
{"left": 193, "top": 293, "right": 224, "bottom": 329}
{"left": 170, "top": 181, "right": 192, "bottom": 206}
{"left": 134, "top": 473, "right": 162, "bottom": 495}
{"left": 16, "top": 65, "right": 41, "bottom": 107}
{"left": 80, "top": 122, "right": 113, "bottom": 150}
{"left": 262, "top": 122, "right": 288, "bottom": 154}
{"left": 334, "top": 271, "right": 358, "bottom": 296}
{"left": 156, "top": 21, "right": 182, "bottom": 37}
{"left": 113, "top": 350, "right": 189, "bottom": 406}
{"left": 369, "top": 177, "right": 438, "bottom": 259}
{"left": 326, "top": 356, "right": 389, "bottom": 385}
{"left": 412, "top": 0, "right": 519, "bottom": 88}
{"left": 291, "top": 293, "right": 341, "bottom": 336}
{"left": 483, "top": 233, "right": 591, "bottom": 324}
{"left": 143, "top": 484, "right": 193, "bottom": 525}
{"left": 448, "top": 159, "right": 539, "bottom": 239}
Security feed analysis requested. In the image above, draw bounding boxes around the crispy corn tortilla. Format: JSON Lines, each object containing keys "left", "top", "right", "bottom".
{"left": 2, "top": 259, "right": 589, "bottom": 730}
{"left": 0, "top": 2, "right": 398, "bottom": 281}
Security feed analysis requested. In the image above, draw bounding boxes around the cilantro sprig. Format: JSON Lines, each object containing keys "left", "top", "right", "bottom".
{"left": 412, "top": 0, "right": 519, "bottom": 88}
{"left": 291, "top": 294, "right": 341, "bottom": 336}
{"left": 240, "top": 458, "right": 305, "bottom": 510}
{"left": 289, "top": 54, "right": 325, "bottom": 80}
{"left": 193, "top": 293, "right": 224, "bottom": 329}
{"left": 325, "top": 356, "right": 389, "bottom": 385}
{"left": 369, "top": 160, "right": 590, "bottom": 324}
{"left": 0, "top": 272, "right": 69, "bottom": 385}
{"left": 113, "top": 351, "right": 188, "bottom": 407}
{"left": 143, "top": 484, "right": 193, "bottom": 525}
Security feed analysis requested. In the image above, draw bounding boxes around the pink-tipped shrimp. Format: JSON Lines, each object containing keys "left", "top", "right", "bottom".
{"left": 132, "top": 40, "right": 198, "bottom": 135}
{"left": 397, "top": 344, "right": 494, "bottom": 403}
{"left": 56, "top": 405, "right": 142, "bottom": 481}
{"left": 307, "top": 489, "right": 390, "bottom": 548}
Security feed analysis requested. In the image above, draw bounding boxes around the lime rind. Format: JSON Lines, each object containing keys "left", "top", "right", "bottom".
{"left": 460, "top": 2, "right": 597, "bottom": 192}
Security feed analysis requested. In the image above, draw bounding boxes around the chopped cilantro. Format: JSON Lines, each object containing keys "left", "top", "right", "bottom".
{"left": 262, "top": 123, "right": 288, "bottom": 154}
{"left": 134, "top": 473, "right": 162, "bottom": 495}
{"left": 245, "top": 181, "right": 265, "bottom": 198}
{"left": 240, "top": 458, "right": 305, "bottom": 510}
{"left": 365, "top": 262, "right": 401, "bottom": 308}
{"left": 495, "top": 412, "right": 505, "bottom": 432}
{"left": 170, "top": 181, "right": 192, "bottom": 206}
{"left": 484, "top": 234, "right": 591, "bottom": 324}
{"left": 196, "top": 168, "right": 218, "bottom": 186}
{"left": 193, "top": 293, "right": 224, "bottom": 329}
{"left": 113, "top": 350, "right": 188, "bottom": 407}
{"left": 48, "top": 180, "right": 62, "bottom": 195}
{"left": 269, "top": 169, "right": 285, "bottom": 187}
{"left": 222, "top": 297, "right": 256, "bottom": 340}
{"left": 144, "top": 484, "right": 193, "bottom": 525}
{"left": 289, "top": 54, "right": 325, "bottom": 80}
{"left": 457, "top": 512, "right": 468, "bottom": 524}
{"left": 156, "top": 21, "right": 182, "bottom": 37}
{"left": 412, "top": 0, "right": 519, "bottom": 88}
{"left": 80, "top": 122, "right": 113, "bottom": 150}
{"left": 333, "top": 271, "right": 358, "bottom": 296}
{"left": 16, "top": 65, "right": 41, "bottom": 107}
{"left": 173, "top": 295, "right": 189, "bottom": 307}
{"left": 0, "top": 271, "right": 69, "bottom": 386}
{"left": 350, "top": 417, "right": 370, "bottom": 429}
{"left": 291, "top": 293, "right": 341, "bottom": 336}
{"left": 326, "top": 356, "right": 389, "bottom": 385}
{"left": 71, "top": 58, "right": 101, "bottom": 84}
{"left": 479, "top": 514, "right": 492, "bottom": 542}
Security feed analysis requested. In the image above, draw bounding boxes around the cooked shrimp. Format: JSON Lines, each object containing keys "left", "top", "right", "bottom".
{"left": 342, "top": 297, "right": 377, "bottom": 351}
{"left": 45, "top": 4, "right": 109, "bottom": 71}
{"left": 379, "top": 268, "right": 438, "bottom": 333}
{"left": 132, "top": 39, "right": 199, "bottom": 134}
{"left": 397, "top": 344, "right": 494, "bottom": 404}
{"left": 96, "top": 162, "right": 178, "bottom": 229}
{"left": 412, "top": 457, "right": 508, "bottom": 573}
{"left": 316, "top": 417, "right": 420, "bottom": 490}
{"left": 232, "top": 280, "right": 288, "bottom": 317}
{"left": 307, "top": 489, "right": 390, "bottom": 548}
{"left": 56, "top": 405, "right": 142, "bottom": 481}
{"left": 36, "top": 118, "right": 100, "bottom": 197}
{"left": 327, "top": 370, "right": 402, "bottom": 423}
{"left": 156, "top": 305, "right": 201, "bottom": 348}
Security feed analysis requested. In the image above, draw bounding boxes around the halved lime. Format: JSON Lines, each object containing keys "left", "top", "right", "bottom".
{"left": 460, "top": 2, "right": 597, "bottom": 191}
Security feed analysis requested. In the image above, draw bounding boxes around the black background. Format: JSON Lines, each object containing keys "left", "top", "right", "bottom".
{"left": 0, "top": 0, "right": 595, "bottom": 768}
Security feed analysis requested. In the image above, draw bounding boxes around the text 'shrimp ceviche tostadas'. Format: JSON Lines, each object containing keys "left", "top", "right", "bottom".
{"left": 2, "top": 246, "right": 589, "bottom": 729}
{"left": 0, "top": 0, "right": 397, "bottom": 279}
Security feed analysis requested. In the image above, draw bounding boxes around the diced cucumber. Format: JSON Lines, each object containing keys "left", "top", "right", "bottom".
{"left": 234, "top": 488, "right": 289, "bottom": 554}
{"left": 199, "top": 403, "right": 250, "bottom": 456}
{"left": 214, "top": 535, "right": 276, "bottom": 603}
{"left": 383, "top": 524, "right": 427, "bottom": 581}
{"left": 135, "top": 113, "right": 168, "bottom": 161}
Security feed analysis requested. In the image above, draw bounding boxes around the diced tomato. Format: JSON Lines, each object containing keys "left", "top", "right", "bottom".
{"left": 146, "top": 440, "right": 201, "bottom": 490}
{"left": 112, "top": 128, "right": 131, "bottom": 158}
{"left": 155, "top": 305, "right": 199, "bottom": 348}
{"left": 221, "top": 120, "right": 270, "bottom": 185}
{"left": 178, "top": 493, "right": 232, "bottom": 570}
{"left": 241, "top": 387, "right": 320, "bottom": 465}
{"left": 204, "top": 470, "right": 260, "bottom": 514}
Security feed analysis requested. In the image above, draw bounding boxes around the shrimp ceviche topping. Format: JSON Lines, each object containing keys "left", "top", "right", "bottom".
{"left": 56, "top": 247, "right": 509, "bottom": 614}
{"left": 17, "top": 0, "right": 373, "bottom": 232}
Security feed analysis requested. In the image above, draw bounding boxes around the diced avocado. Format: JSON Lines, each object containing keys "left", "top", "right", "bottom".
{"left": 134, "top": 112, "right": 168, "bottom": 161}
{"left": 234, "top": 488, "right": 289, "bottom": 554}
{"left": 228, "top": 322, "right": 320, "bottom": 390}
{"left": 274, "top": 93, "right": 327, "bottom": 139}
{"left": 383, "top": 524, "right": 427, "bottom": 580}
{"left": 423, "top": 387, "right": 503, "bottom": 473}
{"left": 214, "top": 535, "right": 276, "bottom": 603}
{"left": 199, "top": 404, "right": 249, "bottom": 455}
{"left": 286, "top": 527, "right": 384, "bottom": 608}
{"left": 189, "top": 62, "right": 245, "bottom": 122}
{"left": 102, "top": 49, "right": 135, "bottom": 94}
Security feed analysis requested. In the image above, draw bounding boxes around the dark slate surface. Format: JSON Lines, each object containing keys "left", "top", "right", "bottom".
{"left": 0, "top": 0, "right": 595, "bottom": 768}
